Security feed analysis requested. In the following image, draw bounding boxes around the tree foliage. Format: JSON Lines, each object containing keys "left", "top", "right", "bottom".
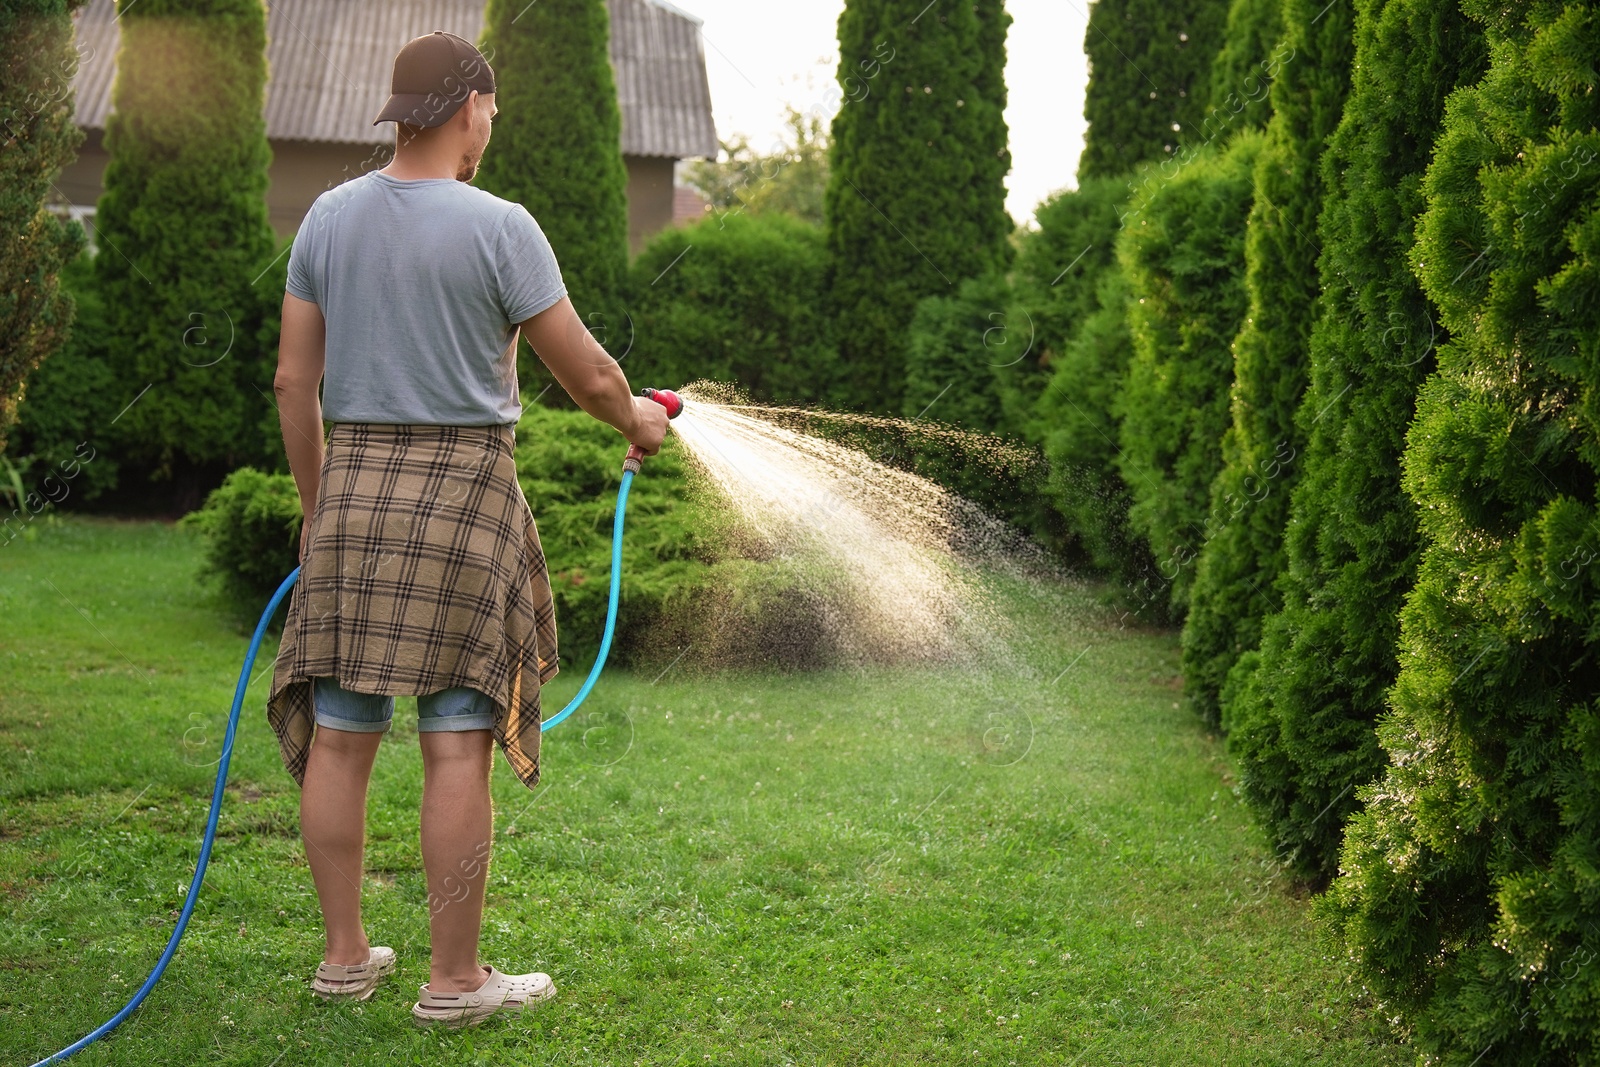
{"left": 94, "top": 0, "right": 279, "bottom": 505}
{"left": 0, "top": 0, "right": 87, "bottom": 455}
{"left": 685, "top": 107, "right": 829, "bottom": 226}
{"left": 476, "top": 0, "right": 631, "bottom": 371}
{"left": 1221, "top": 0, "right": 1486, "bottom": 885}
{"left": 13, "top": 249, "right": 120, "bottom": 501}
{"left": 1182, "top": 0, "right": 1355, "bottom": 728}
{"left": 901, "top": 271, "right": 1011, "bottom": 434}
{"left": 1319, "top": 3, "right": 1600, "bottom": 1059}
{"left": 1114, "top": 132, "right": 1264, "bottom": 618}
{"left": 823, "top": 0, "right": 1013, "bottom": 412}
{"left": 1017, "top": 180, "right": 1144, "bottom": 574}
{"left": 898, "top": 270, "right": 1045, "bottom": 523}
{"left": 1077, "top": 0, "right": 1231, "bottom": 180}
{"left": 1203, "top": 0, "right": 1284, "bottom": 134}
{"left": 625, "top": 212, "right": 837, "bottom": 405}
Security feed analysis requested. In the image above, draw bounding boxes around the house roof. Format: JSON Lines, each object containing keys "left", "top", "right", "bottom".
{"left": 70, "top": 0, "right": 717, "bottom": 159}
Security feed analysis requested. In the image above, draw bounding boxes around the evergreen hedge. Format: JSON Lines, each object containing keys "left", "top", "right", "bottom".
{"left": 1005, "top": 178, "right": 1125, "bottom": 446}
{"left": 1018, "top": 180, "right": 1146, "bottom": 577}
{"left": 0, "top": 0, "right": 86, "bottom": 454}
{"left": 625, "top": 213, "right": 837, "bottom": 404}
{"left": 13, "top": 249, "right": 120, "bottom": 501}
{"left": 899, "top": 270, "right": 1038, "bottom": 522}
{"left": 1320, "top": 3, "right": 1600, "bottom": 1058}
{"left": 1114, "top": 132, "right": 1264, "bottom": 618}
{"left": 1077, "top": 0, "right": 1231, "bottom": 179}
{"left": 95, "top": 0, "right": 279, "bottom": 504}
{"left": 181, "top": 465, "right": 303, "bottom": 611}
{"left": 823, "top": 0, "right": 1012, "bottom": 412}
{"left": 901, "top": 271, "right": 1010, "bottom": 433}
{"left": 476, "top": 0, "right": 631, "bottom": 386}
{"left": 1182, "top": 0, "right": 1355, "bottom": 729}
{"left": 1202, "top": 0, "right": 1284, "bottom": 135}
{"left": 514, "top": 405, "right": 713, "bottom": 669}
{"left": 1221, "top": 0, "right": 1486, "bottom": 884}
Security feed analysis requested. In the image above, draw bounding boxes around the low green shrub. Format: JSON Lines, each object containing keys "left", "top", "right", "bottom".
{"left": 515, "top": 405, "right": 874, "bottom": 672}
{"left": 514, "top": 404, "right": 718, "bottom": 669}
{"left": 185, "top": 404, "right": 858, "bottom": 669}
{"left": 181, "top": 466, "right": 302, "bottom": 611}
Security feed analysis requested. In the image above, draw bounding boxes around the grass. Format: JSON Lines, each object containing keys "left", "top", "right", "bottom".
{"left": 0, "top": 517, "right": 1409, "bottom": 1065}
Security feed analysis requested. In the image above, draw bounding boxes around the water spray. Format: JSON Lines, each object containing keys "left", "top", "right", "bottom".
{"left": 33, "top": 388, "right": 684, "bottom": 1066}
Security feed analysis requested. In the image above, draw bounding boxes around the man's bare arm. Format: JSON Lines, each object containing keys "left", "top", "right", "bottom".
{"left": 274, "top": 292, "right": 327, "bottom": 555}
{"left": 518, "top": 296, "right": 668, "bottom": 456}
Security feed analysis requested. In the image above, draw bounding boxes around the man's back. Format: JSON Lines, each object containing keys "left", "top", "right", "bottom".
{"left": 286, "top": 170, "right": 566, "bottom": 427}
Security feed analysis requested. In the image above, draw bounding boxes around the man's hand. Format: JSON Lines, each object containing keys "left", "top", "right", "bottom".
{"left": 628, "top": 395, "right": 670, "bottom": 457}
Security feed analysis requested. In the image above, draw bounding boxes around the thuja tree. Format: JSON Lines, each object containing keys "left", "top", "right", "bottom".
{"left": 1017, "top": 179, "right": 1146, "bottom": 574}
{"left": 1114, "top": 131, "right": 1264, "bottom": 618}
{"left": 1202, "top": 0, "right": 1284, "bottom": 135}
{"left": 0, "top": 0, "right": 86, "bottom": 454}
{"left": 626, "top": 212, "right": 837, "bottom": 405}
{"left": 899, "top": 270, "right": 1033, "bottom": 522}
{"left": 824, "top": 0, "right": 1012, "bottom": 412}
{"left": 1319, "top": 2, "right": 1600, "bottom": 1059}
{"left": 1181, "top": 0, "right": 1354, "bottom": 729}
{"left": 97, "top": 0, "right": 277, "bottom": 501}
{"left": 1077, "top": 0, "right": 1230, "bottom": 180}
{"left": 476, "top": 0, "right": 630, "bottom": 375}
{"left": 1002, "top": 179, "right": 1126, "bottom": 441}
{"left": 1222, "top": 0, "right": 1486, "bottom": 884}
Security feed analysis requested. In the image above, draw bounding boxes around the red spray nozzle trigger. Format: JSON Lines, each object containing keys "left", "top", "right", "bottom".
{"left": 641, "top": 387, "right": 684, "bottom": 419}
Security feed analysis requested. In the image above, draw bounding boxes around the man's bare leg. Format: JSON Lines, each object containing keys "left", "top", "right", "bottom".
{"left": 301, "top": 726, "right": 383, "bottom": 965}
{"left": 419, "top": 729, "right": 494, "bottom": 992}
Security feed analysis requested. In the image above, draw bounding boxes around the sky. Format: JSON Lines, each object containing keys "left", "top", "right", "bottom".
{"left": 668, "top": 0, "right": 1092, "bottom": 227}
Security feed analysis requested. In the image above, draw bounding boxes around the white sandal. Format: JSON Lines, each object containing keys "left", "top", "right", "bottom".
{"left": 311, "top": 946, "right": 396, "bottom": 1001}
{"left": 412, "top": 965, "right": 556, "bottom": 1028}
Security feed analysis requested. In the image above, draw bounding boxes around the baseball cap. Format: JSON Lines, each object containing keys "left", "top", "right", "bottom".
{"left": 372, "top": 31, "right": 496, "bottom": 129}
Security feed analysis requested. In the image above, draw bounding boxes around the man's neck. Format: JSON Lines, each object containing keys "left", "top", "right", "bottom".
{"left": 380, "top": 143, "right": 461, "bottom": 181}
{"left": 380, "top": 160, "right": 457, "bottom": 181}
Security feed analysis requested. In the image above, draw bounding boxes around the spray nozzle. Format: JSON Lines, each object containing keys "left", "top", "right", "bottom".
{"left": 624, "top": 387, "right": 685, "bottom": 473}
{"left": 641, "top": 387, "right": 684, "bottom": 419}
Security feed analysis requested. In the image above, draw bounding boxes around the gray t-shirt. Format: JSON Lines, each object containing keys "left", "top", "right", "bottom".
{"left": 286, "top": 170, "right": 567, "bottom": 426}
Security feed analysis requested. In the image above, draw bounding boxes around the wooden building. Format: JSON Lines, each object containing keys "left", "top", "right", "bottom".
{"left": 56, "top": 0, "right": 718, "bottom": 252}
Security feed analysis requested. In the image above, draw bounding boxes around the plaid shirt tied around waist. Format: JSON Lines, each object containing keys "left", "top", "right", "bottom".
{"left": 266, "top": 422, "right": 559, "bottom": 791}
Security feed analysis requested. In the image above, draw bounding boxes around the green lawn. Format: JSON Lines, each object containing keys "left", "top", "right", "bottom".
{"left": 0, "top": 518, "right": 1408, "bottom": 1065}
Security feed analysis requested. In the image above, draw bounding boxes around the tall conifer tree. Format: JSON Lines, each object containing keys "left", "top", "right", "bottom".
{"left": 1322, "top": 2, "right": 1600, "bottom": 1057}
{"left": 1016, "top": 179, "right": 1139, "bottom": 571}
{"left": 1180, "top": 0, "right": 1355, "bottom": 726}
{"left": 824, "top": 0, "right": 1012, "bottom": 412}
{"left": 476, "top": 0, "right": 630, "bottom": 371}
{"left": 1114, "top": 132, "right": 1264, "bottom": 616}
{"left": 1077, "top": 0, "right": 1230, "bottom": 180}
{"left": 1222, "top": 0, "right": 1486, "bottom": 883}
{"left": 0, "top": 0, "right": 86, "bottom": 454}
{"left": 1202, "top": 0, "right": 1284, "bottom": 135}
{"left": 96, "top": 0, "right": 277, "bottom": 503}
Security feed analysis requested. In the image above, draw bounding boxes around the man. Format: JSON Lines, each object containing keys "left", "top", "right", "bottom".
{"left": 266, "top": 30, "right": 668, "bottom": 1028}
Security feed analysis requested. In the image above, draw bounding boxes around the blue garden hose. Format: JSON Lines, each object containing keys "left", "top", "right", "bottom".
{"left": 32, "top": 467, "right": 639, "bottom": 1065}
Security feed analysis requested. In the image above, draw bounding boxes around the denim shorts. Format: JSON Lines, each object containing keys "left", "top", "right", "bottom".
{"left": 311, "top": 676, "right": 497, "bottom": 734}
